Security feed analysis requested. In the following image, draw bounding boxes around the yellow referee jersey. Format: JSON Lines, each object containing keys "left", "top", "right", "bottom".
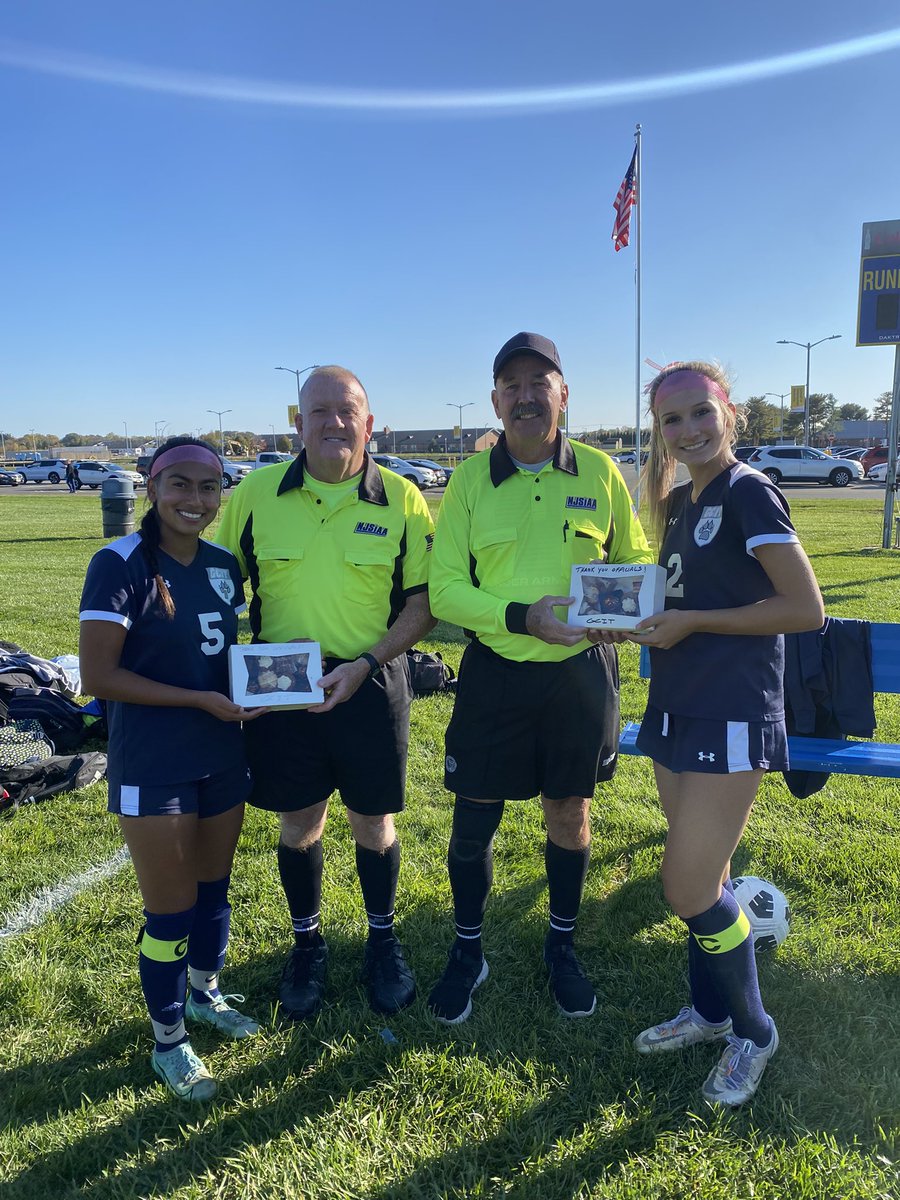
{"left": 430, "top": 434, "right": 651, "bottom": 662}
{"left": 216, "top": 453, "right": 434, "bottom": 660}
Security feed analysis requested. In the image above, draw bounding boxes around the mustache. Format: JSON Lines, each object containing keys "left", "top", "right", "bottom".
{"left": 512, "top": 402, "right": 543, "bottom": 419}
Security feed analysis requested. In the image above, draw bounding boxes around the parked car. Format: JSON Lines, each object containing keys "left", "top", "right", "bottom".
{"left": 861, "top": 445, "right": 899, "bottom": 476}
{"left": 867, "top": 461, "right": 891, "bottom": 483}
{"left": 72, "top": 461, "right": 144, "bottom": 490}
{"left": 17, "top": 458, "right": 71, "bottom": 484}
{"left": 251, "top": 452, "right": 295, "bottom": 469}
{"left": 0, "top": 469, "right": 21, "bottom": 487}
{"left": 747, "top": 446, "right": 863, "bottom": 487}
{"left": 734, "top": 446, "right": 758, "bottom": 462}
{"left": 219, "top": 457, "right": 253, "bottom": 488}
{"left": 612, "top": 451, "right": 636, "bottom": 464}
{"left": 405, "top": 458, "right": 448, "bottom": 485}
{"left": 371, "top": 455, "right": 437, "bottom": 489}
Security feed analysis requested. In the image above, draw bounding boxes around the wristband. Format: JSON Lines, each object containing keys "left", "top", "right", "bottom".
{"left": 358, "top": 652, "right": 382, "bottom": 679}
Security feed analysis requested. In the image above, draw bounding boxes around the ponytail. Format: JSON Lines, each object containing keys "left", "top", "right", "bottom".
{"left": 139, "top": 506, "right": 176, "bottom": 619}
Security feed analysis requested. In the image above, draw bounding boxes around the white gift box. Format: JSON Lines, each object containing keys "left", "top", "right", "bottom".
{"left": 567, "top": 563, "right": 666, "bottom": 631}
{"left": 228, "top": 643, "right": 324, "bottom": 709}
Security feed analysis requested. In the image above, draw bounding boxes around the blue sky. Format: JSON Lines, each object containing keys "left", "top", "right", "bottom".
{"left": 2, "top": 2, "right": 899, "bottom": 443}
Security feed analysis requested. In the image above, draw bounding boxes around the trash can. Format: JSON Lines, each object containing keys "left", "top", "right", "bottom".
{"left": 100, "top": 476, "right": 135, "bottom": 538}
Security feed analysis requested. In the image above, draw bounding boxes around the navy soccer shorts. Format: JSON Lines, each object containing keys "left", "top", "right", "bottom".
{"left": 635, "top": 704, "right": 789, "bottom": 774}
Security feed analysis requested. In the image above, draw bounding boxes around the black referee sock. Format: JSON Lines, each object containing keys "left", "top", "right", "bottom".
{"left": 545, "top": 837, "right": 590, "bottom": 948}
{"left": 278, "top": 840, "right": 324, "bottom": 947}
{"left": 448, "top": 796, "right": 505, "bottom": 959}
{"left": 356, "top": 840, "right": 401, "bottom": 942}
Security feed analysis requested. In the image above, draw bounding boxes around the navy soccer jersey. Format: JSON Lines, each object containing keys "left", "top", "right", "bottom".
{"left": 648, "top": 463, "right": 799, "bottom": 722}
{"left": 80, "top": 532, "right": 248, "bottom": 787}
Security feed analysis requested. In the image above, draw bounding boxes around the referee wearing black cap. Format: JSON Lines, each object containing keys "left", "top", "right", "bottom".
{"left": 426, "top": 332, "right": 652, "bottom": 1024}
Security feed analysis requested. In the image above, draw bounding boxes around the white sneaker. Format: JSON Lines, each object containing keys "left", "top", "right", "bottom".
{"left": 701, "top": 1018, "right": 779, "bottom": 1106}
{"left": 634, "top": 1005, "right": 732, "bottom": 1055}
{"left": 185, "top": 992, "right": 260, "bottom": 1039}
{"left": 151, "top": 1042, "right": 217, "bottom": 1101}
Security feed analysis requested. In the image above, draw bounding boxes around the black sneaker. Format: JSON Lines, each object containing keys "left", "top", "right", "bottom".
{"left": 363, "top": 935, "right": 416, "bottom": 1014}
{"left": 427, "top": 945, "right": 489, "bottom": 1025}
{"left": 544, "top": 940, "right": 596, "bottom": 1018}
{"left": 278, "top": 935, "right": 328, "bottom": 1020}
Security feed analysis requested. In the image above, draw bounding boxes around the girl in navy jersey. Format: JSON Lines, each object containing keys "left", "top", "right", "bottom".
{"left": 79, "top": 437, "right": 265, "bottom": 1101}
{"left": 630, "top": 363, "right": 823, "bottom": 1106}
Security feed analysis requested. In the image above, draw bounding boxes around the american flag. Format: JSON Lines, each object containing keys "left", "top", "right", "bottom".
{"left": 612, "top": 149, "right": 637, "bottom": 252}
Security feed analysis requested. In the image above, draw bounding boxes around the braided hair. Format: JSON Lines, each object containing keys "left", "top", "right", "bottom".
{"left": 140, "top": 436, "right": 220, "bottom": 618}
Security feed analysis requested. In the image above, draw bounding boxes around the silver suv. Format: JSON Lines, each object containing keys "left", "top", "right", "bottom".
{"left": 18, "top": 458, "right": 70, "bottom": 484}
{"left": 371, "top": 455, "right": 437, "bottom": 489}
{"left": 73, "top": 461, "right": 144, "bottom": 489}
{"left": 747, "top": 446, "right": 863, "bottom": 487}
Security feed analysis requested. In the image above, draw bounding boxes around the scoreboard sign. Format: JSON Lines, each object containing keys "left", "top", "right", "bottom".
{"left": 858, "top": 220, "right": 900, "bottom": 347}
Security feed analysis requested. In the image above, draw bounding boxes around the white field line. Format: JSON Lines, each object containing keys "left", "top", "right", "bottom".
{"left": 0, "top": 845, "right": 131, "bottom": 942}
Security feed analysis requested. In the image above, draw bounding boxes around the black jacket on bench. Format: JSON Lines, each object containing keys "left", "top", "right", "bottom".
{"left": 782, "top": 617, "right": 875, "bottom": 798}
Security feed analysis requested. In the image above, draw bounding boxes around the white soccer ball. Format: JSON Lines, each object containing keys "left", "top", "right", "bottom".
{"left": 732, "top": 875, "right": 791, "bottom": 952}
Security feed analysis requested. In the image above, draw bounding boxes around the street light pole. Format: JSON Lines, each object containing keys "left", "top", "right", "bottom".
{"left": 776, "top": 335, "right": 841, "bottom": 446}
{"left": 207, "top": 408, "right": 232, "bottom": 456}
{"left": 270, "top": 424, "right": 277, "bottom": 452}
{"left": 275, "top": 364, "right": 320, "bottom": 408}
{"left": 764, "top": 393, "right": 788, "bottom": 437}
{"left": 29, "top": 429, "right": 37, "bottom": 457}
{"left": 447, "top": 402, "right": 473, "bottom": 462}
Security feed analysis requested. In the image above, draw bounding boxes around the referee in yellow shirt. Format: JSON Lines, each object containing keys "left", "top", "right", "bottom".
{"left": 427, "top": 333, "right": 652, "bottom": 1024}
{"left": 216, "top": 366, "right": 435, "bottom": 1020}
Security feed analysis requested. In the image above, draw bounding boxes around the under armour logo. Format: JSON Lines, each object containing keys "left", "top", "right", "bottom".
{"left": 698, "top": 751, "right": 716, "bottom": 762}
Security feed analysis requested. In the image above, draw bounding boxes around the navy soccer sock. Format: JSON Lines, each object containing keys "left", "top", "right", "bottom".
{"left": 139, "top": 907, "right": 194, "bottom": 1054}
{"left": 356, "top": 840, "right": 401, "bottom": 942}
{"left": 278, "top": 840, "right": 323, "bottom": 947}
{"left": 684, "top": 888, "right": 771, "bottom": 1045}
{"left": 687, "top": 876, "right": 733, "bottom": 1025}
{"left": 447, "top": 797, "right": 505, "bottom": 960}
{"left": 545, "top": 837, "right": 590, "bottom": 948}
{"left": 187, "top": 876, "right": 231, "bottom": 1005}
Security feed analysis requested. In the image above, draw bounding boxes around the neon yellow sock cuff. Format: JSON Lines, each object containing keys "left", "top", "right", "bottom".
{"left": 691, "top": 907, "right": 751, "bottom": 954}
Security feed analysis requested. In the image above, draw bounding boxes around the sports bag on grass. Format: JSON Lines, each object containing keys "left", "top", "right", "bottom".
{"left": 0, "top": 719, "right": 54, "bottom": 768}
{"left": 0, "top": 751, "right": 107, "bottom": 816}
{"left": 406, "top": 649, "right": 456, "bottom": 696}
{"left": 0, "top": 686, "right": 104, "bottom": 753}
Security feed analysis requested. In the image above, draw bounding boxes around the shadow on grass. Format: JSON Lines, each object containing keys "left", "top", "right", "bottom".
{"left": 3, "top": 861, "right": 897, "bottom": 1198}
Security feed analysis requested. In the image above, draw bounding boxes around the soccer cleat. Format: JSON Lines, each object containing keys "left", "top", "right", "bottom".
{"left": 634, "top": 1005, "right": 732, "bottom": 1055}
{"left": 278, "top": 935, "right": 328, "bottom": 1021}
{"left": 701, "top": 1018, "right": 780, "bottom": 1106}
{"left": 363, "top": 935, "right": 416, "bottom": 1014}
{"left": 544, "top": 940, "right": 597, "bottom": 1018}
{"left": 185, "top": 992, "right": 260, "bottom": 1039}
{"left": 151, "top": 1042, "right": 217, "bottom": 1101}
{"left": 427, "top": 945, "right": 489, "bottom": 1024}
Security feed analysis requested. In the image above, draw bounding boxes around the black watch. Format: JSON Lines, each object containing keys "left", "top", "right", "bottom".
{"left": 358, "top": 652, "right": 382, "bottom": 679}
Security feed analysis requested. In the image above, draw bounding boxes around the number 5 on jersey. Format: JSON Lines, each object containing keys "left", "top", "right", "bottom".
{"left": 198, "top": 612, "right": 225, "bottom": 655}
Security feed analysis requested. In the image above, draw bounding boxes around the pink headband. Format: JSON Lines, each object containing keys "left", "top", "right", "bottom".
{"left": 653, "top": 369, "right": 731, "bottom": 409}
{"left": 149, "top": 446, "right": 222, "bottom": 479}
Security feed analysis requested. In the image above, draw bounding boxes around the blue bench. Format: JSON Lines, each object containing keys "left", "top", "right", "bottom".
{"left": 619, "top": 622, "right": 900, "bottom": 779}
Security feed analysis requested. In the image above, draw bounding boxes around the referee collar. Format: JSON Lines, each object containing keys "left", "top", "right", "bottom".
{"left": 489, "top": 431, "right": 578, "bottom": 487}
{"left": 277, "top": 450, "right": 389, "bottom": 506}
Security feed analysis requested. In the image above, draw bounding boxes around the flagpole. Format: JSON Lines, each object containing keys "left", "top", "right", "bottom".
{"left": 633, "top": 123, "right": 643, "bottom": 506}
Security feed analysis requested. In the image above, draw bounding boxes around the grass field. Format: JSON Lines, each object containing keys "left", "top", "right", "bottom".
{"left": 0, "top": 492, "right": 898, "bottom": 1200}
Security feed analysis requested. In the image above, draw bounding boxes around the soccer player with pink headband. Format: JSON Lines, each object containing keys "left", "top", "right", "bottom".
{"left": 628, "top": 362, "right": 823, "bottom": 1105}
{"left": 79, "top": 436, "right": 266, "bottom": 1101}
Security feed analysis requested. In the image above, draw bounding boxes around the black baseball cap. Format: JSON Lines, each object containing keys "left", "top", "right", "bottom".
{"left": 492, "top": 332, "right": 563, "bottom": 381}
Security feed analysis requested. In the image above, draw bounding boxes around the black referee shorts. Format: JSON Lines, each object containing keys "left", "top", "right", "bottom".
{"left": 243, "top": 654, "right": 412, "bottom": 816}
{"left": 443, "top": 641, "right": 620, "bottom": 801}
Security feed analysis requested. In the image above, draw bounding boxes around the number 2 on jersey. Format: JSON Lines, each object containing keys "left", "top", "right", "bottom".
{"left": 665, "top": 553, "right": 684, "bottom": 598}
{"left": 197, "top": 612, "right": 225, "bottom": 655}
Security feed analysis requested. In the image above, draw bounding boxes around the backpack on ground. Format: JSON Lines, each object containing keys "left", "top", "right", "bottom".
{"left": 0, "top": 686, "right": 105, "bottom": 753}
{"left": 0, "top": 719, "right": 54, "bottom": 769}
{"left": 0, "top": 752, "right": 108, "bottom": 817}
{"left": 406, "top": 649, "right": 456, "bottom": 697}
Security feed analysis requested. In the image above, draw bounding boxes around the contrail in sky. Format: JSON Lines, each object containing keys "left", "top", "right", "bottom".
{"left": 1, "top": 29, "right": 899, "bottom": 115}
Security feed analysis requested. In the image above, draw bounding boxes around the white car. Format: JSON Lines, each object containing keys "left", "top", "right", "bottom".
{"left": 219, "top": 457, "right": 253, "bottom": 488}
{"left": 867, "top": 461, "right": 891, "bottom": 483}
{"left": 405, "top": 458, "right": 448, "bottom": 485}
{"left": 73, "top": 461, "right": 143, "bottom": 489}
{"left": 746, "top": 446, "right": 863, "bottom": 487}
{"left": 17, "top": 458, "right": 70, "bottom": 484}
{"left": 371, "top": 455, "right": 437, "bottom": 489}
